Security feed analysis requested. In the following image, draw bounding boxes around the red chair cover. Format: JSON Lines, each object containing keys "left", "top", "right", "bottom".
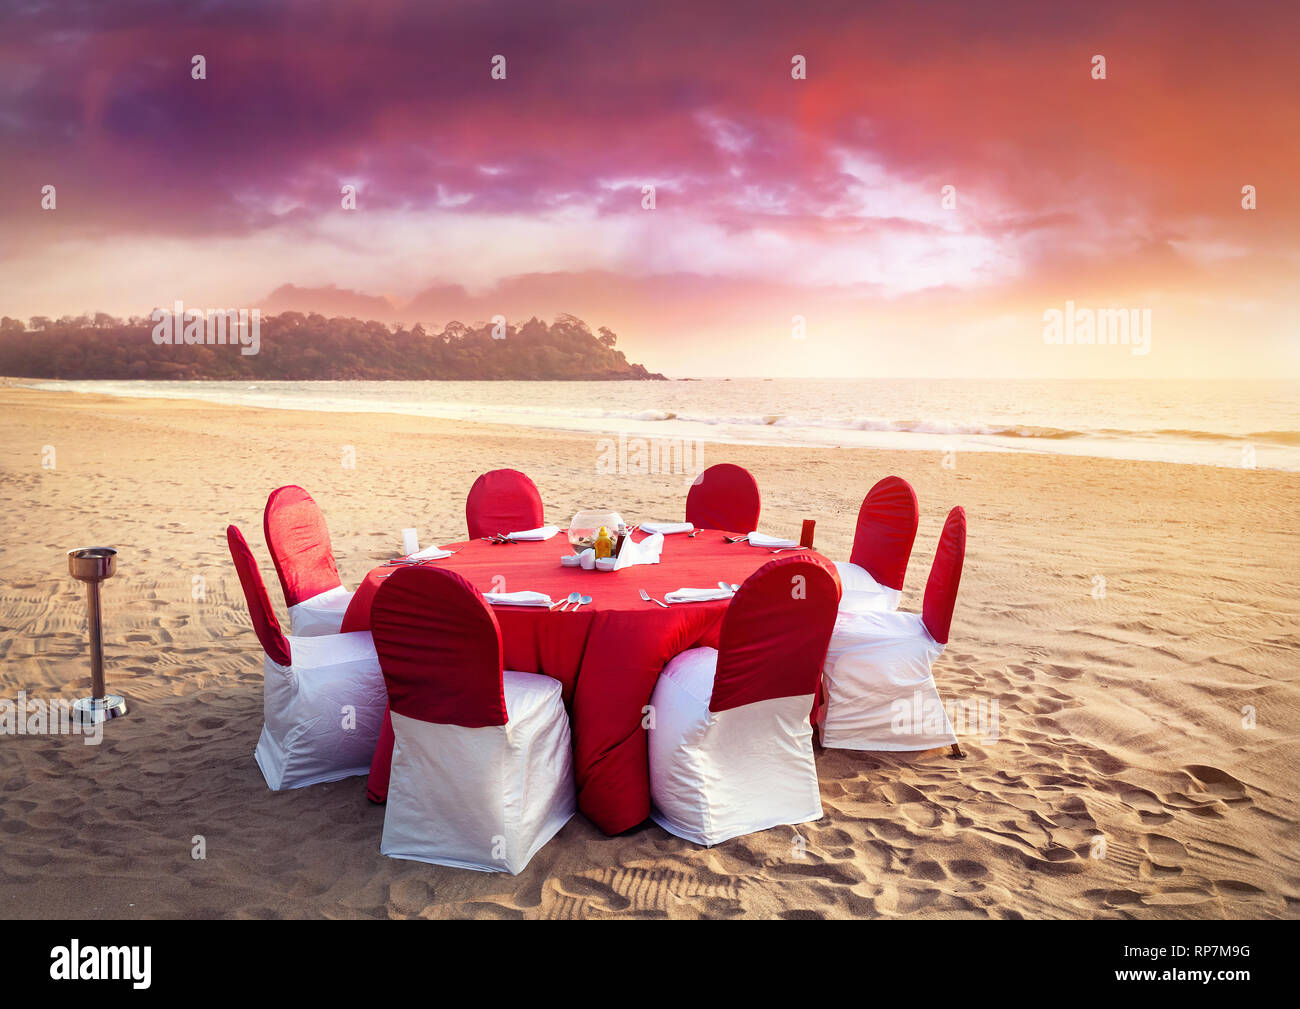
{"left": 465, "top": 469, "right": 545, "bottom": 540}
{"left": 226, "top": 525, "right": 292, "bottom": 667}
{"left": 710, "top": 554, "right": 840, "bottom": 713}
{"left": 263, "top": 485, "right": 343, "bottom": 606}
{"left": 921, "top": 507, "right": 967, "bottom": 645}
{"left": 370, "top": 566, "right": 508, "bottom": 728}
{"left": 849, "top": 475, "right": 919, "bottom": 591}
{"left": 685, "top": 463, "right": 761, "bottom": 533}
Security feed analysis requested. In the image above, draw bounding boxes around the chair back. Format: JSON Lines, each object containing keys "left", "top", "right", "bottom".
{"left": 226, "top": 524, "right": 292, "bottom": 667}
{"left": 263, "top": 485, "right": 343, "bottom": 606}
{"left": 849, "top": 475, "right": 919, "bottom": 591}
{"left": 921, "top": 507, "right": 967, "bottom": 644}
{"left": 465, "top": 469, "right": 544, "bottom": 540}
{"left": 371, "top": 565, "right": 508, "bottom": 727}
{"left": 685, "top": 463, "right": 761, "bottom": 533}
{"left": 711, "top": 554, "right": 840, "bottom": 713}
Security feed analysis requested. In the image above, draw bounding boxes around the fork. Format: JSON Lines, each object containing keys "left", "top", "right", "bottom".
{"left": 724, "top": 534, "right": 749, "bottom": 544}
{"left": 639, "top": 588, "right": 669, "bottom": 609}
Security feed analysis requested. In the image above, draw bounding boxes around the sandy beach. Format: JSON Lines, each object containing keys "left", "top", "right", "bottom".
{"left": 0, "top": 382, "right": 1296, "bottom": 919}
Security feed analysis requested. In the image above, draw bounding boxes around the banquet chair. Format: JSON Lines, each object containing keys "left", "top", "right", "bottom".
{"left": 648, "top": 555, "right": 839, "bottom": 846}
{"left": 465, "top": 468, "right": 545, "bottom": 540}
{"left": 371, "top": 565, "right": 575, "bottom": 874}
{"left": 685, "top": 463, "right": 761, "bottom": 534}
{"left": 834, "top": 475, "right": 919, "bottom": 614}
{"left": 263, "top": 485, "right": 354, "bottom": 637}
{"left": 819, "top": 506, "right": 966, "bottom": 756}
{"left": 226, "top": 525, "right": 387, "bottom": 791}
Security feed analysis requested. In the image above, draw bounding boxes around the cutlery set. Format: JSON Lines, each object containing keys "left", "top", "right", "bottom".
{"left": 723, "top": 533, "right": 806, "bottom": 553}
{"left": 377, "top": 547, "right": 464, "bottom": 577}
{"left": 381, "top": 547, "right": 463, "bottom": 567}
{"left": 550, "top": 592, "right": 591, "bottom": 611}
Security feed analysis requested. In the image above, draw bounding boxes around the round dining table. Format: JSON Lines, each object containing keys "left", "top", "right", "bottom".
{"left": 340, "top": 529, "right": 835, "bottom": 836}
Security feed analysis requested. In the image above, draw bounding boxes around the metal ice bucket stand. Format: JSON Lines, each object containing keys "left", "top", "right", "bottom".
{"left": 67, "top": 547, "right": 127, "bottom": 723}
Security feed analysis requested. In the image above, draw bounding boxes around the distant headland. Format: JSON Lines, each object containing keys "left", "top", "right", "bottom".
{"left": 0, "top": 311, "right": 665, "bottom": 381}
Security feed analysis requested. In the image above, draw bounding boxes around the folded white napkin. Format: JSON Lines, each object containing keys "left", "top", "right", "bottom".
{"left": 405, "top": 545, "right": 452, "bottom": 560}
{"left": 506, "top": 525, "right": 561, "bottom": 541}
{"left": 639, "top": 521, "right": 694, "bottom": 535}
{"left": 615, "top": 531, "right": 664, "bottom": 571}
{"left": 664, "top": 586, "right": 733, "bottom": 604}
{"left": 747, "top": 531, "right": 800, "bottom": 549}
{"left": 483, "top": 590, "right": 553, "bottom": 606}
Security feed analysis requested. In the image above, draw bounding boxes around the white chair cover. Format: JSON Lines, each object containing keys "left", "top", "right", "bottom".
{"left": 834, "top": 560, "right": 901, "bottom": 613}
{"left": 820, "top": 609, "right": 957, "bottom": 751}
{"left": 649, "top": 647, "right": 822, "bottom": 846}
{"left": 381, "top": 670, "right": 575, "bottom": 874}
{"left": 255, "top": 630, "right": 387, "bottom": 790}
{"left": 287, "top": 584, "right": 355, "bottom": 637}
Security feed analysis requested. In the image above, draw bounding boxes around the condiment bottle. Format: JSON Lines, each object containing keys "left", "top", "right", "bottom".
{"left": 594, "top": 526, "right": 613, "bottom": 559}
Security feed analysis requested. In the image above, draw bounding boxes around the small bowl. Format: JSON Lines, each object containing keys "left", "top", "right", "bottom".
{"left": 560, "top": 554, "right": 581, "bottom": 568}
{"left": 594, "top": 557, "right": 616, "bottom": 572}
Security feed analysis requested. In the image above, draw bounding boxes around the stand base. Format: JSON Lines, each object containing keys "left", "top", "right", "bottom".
{"left": 72, "top": 695, "right": 127, "bottom": 724}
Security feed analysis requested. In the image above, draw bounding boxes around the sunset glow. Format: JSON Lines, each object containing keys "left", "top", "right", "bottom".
{"left": 2, "top": 0, "right": 1296, "bottom": 377}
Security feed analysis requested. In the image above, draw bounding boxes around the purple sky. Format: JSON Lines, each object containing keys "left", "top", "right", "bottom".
{"left": 2, "top": 0, "right": 1297, "bottom": 376}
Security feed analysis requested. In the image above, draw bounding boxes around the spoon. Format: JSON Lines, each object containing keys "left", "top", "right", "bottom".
{"left": 562, "top": 591, "right": 582, "bottom": 611}
{"left": 573, "top": 594, "right": 592, "bottom": 611}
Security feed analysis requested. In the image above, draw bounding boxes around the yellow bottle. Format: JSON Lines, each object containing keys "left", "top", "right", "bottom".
{"left": 594, "top": 525, "right": 613, "bottom": 559}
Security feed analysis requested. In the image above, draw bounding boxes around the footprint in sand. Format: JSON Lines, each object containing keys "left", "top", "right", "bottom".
{"left": 1118, "top": 783, "right": 1168, "bottom": 814}
{"left": 1140, "top": 859, "right": 1183, "bottom": 879}
{"left": 1140, "top": 887, "right": 1215, "bottom": 908}
{"left": 876, "top": 881, "right": 942, "bottom": 914}
{"left": 949, "top": 859, "right": 989, "bottom": 880}
{"left": 386, "top": 878, "right": 435, "bottom": 916}
{"left": 1213, "top": 879, "right": 1265, "bottom": 896}
{"left": 1083, "top": 751, "right": 1127, "bottom": 776}
{"left": 906, "top": 858, "right": 947, "bottom": 882}
{"left": 877, "top": 782, "right": 929, "bottom": 804}
{"left": 1084, "top": 887, "right": 1144, "bottom": 909}
{"left": 1180, "top": 764, "right": 1250, "bottom": 802}
{"left": 1141, "top": 830, "right": 1180, "bottom": 852}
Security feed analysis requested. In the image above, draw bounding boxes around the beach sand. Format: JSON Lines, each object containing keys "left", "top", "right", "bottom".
{"left": 1, "top": 382, "right": 1296, "bottom": 919}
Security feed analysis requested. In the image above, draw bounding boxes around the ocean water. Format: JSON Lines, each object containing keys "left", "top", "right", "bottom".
{"left": 25, "top": 378, "right": 1300, "bottom": 471}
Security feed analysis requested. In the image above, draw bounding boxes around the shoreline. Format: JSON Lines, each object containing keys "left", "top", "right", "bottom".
{"left": 9, "top": 377, "right": 1298, "bottom": 473}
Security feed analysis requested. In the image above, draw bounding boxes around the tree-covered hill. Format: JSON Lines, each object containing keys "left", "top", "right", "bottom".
{"left": 0, "top": 312, "right": 665, "bottom": 381}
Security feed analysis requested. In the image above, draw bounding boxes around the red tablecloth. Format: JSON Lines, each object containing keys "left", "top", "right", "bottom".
{"left": 341, "top": 530, "right": 829, "bottom": 835}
